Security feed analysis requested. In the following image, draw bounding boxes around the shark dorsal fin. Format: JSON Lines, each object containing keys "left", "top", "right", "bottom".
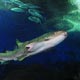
{"left": 16, "top": 40, "right": 23, "bottom": 47}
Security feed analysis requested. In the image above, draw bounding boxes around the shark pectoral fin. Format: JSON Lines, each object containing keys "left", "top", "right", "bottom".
{"left": 16, "top": 40, "right": 23, "bottom": 47}
{"left": 0, "top": 61, "right": 5, "bottom": 64}
{"left": 17, "top": 55, "right": 27, "bottom": 61}
{"left": 0, "top": 61, "right": 9, "bottom": 64}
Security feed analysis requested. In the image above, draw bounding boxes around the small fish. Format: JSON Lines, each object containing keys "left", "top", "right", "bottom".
{"left": 12, "top": 0, "right": 25, "bottom": 6}
{"left": 19, "top": 3, "right": 40, "bottom": 9}
{"left": 10, "top": 7, "right": 25, "bottom": 12}
{"left": 28, "top": 16, "right": 41, "bottom": 23}
{"left": 1, "top": 0, "right": 12, "bottom": 6}
{"left": 28, "top": 9, "right": 43, "bottom": 19}
{"left": 0, "top": 31, "right": 67, "bottom": 63}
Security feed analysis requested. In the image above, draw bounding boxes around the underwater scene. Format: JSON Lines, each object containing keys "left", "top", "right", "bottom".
{"left": 0, "top": 0, "right": 80, "bottom": 80}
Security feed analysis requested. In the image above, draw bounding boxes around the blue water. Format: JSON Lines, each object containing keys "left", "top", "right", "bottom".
{"left": 0, "top": 9, "right": 80, "bottom": 79}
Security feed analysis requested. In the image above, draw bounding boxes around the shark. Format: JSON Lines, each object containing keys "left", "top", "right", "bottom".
{"left": 0, "top": 31, "right": 67, "bottom": 64}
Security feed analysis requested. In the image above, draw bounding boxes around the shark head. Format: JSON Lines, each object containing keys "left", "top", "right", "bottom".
{"left": 25, "top": 31, "right": 67, "bottom": 57}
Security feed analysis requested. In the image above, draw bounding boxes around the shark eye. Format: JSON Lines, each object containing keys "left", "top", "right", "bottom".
{"left": 26, "top": 47, "right": 30, "bottom": 50}
{"left": 44, "top": 38, "right": 50, "bottom": 41}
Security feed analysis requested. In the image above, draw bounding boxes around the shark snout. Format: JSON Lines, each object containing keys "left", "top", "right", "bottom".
{"left": 63, "top": 32, "right": 67, "bottom": 37}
